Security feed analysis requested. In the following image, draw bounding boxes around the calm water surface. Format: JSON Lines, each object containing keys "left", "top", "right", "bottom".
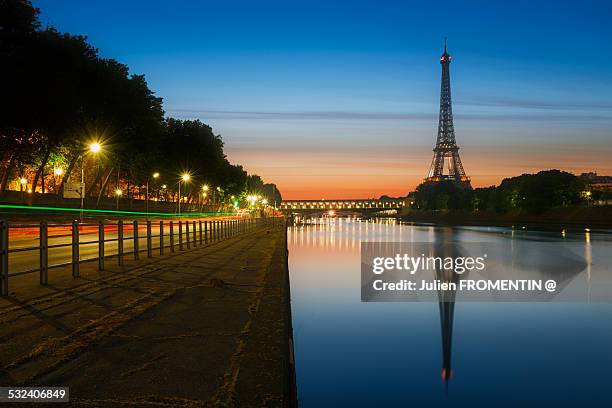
{"left": 288, "top": 218, "right": 612, "bottom": 407}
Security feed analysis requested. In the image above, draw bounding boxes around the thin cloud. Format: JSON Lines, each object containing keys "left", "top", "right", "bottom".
{"left": 458, "top": 96, "right": 612, "bottom": 111}
{"left": 167, "top": 108, "right": 612, "bottom": 121}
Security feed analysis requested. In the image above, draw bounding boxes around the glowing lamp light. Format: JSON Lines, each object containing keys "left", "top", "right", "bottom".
{"left": 19, "top": 178, "right": 27, "bottom": 185}
{"left": 54, "top": 167, "right": 64, "bottom": 176}
{"left": 181, "top": 174, "right": 190, "bottom": 182}
{"left": 202, "top": 185, "right": 209, "bottom": 191}
{"left": 89, "top": 142, "right": 101, "bottom": 153}
{"left": 161, "top": 184, "right": 167, "bottom": 189}
{"left": 115, "top": 188, "right": 123, "bottom": 196}
{"left": 262, "top": 199, "right": 268, "bottom": 205}
{"left": 152, "top": 172, "right": 160, "bottom": 179}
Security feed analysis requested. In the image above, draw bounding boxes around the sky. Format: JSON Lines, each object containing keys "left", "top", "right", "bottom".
{"left": 35, "top": 0, "right": 612, "bottom": 199}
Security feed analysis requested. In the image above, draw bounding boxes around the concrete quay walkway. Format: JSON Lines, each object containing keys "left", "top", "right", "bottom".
{"left": 0, "top": 224, "right": 295, "bottom": 407}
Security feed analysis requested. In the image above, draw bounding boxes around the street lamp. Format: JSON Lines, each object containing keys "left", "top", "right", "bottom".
{"left": 178, "top": 173, "right": 190, "bottom": 215}
{"left": 52, "top": 167, "right": 63, "bottom": 193}
{"left": 145, "top": 171, "right": 160, "bottom": 218}
{"left": 89, "top": 142, "right": 101, "bottom": 153}
{"left": 115, "top": 188, "right": 122, "bottom": 210}
{"left": 80, "top": 141, "right": 102, "bottom": 222}
{"left": 19, "top": 177, "right": 27, "bottom": 192}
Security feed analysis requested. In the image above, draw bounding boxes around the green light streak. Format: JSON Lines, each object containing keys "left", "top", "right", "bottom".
{"left": 0, "top": 204, "right": 233, "bottom": 218}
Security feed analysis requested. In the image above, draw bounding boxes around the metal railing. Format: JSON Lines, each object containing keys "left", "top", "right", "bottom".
{"left": 0, "top": 216, "right": 280, "bottom": 296}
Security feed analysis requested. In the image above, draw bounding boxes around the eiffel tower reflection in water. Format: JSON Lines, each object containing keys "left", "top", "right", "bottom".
{"left": 432, "top": 230, "right": 461, "bottom": 388}
{"left": 289, "top": 216, "right": 461, "bottom": 387}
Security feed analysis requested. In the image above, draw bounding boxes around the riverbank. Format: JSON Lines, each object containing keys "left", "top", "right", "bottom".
{"left": 0, "top": 223, "right": 296, "bottom": 407}
{"left": 400, "top": 206, "right": 612, "bottom": 230}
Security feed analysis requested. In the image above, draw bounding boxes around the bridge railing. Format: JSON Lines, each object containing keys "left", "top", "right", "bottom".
{"left": 0, "top": 216, "right": 281, "bottom": 296}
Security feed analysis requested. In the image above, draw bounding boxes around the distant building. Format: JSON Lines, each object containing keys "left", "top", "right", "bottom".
{"left": 581, "top": 172, "right": 612, "bottom": 190}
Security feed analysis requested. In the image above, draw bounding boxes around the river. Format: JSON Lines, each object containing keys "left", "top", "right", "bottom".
{"left": 287, "top": 217, "right": 612, "bottom": 407}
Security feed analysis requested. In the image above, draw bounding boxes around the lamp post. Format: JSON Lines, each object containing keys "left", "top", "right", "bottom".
{"left": 115, "top": 188, "right": 122, "bottom": 210}
{"left": 178, "top": 173, "right": 190, "bottom": 215}
{"left": 146, "top": 172, "right": 159, "bottom": 219}
{"left": 53, "top": 167, "right": 63, "bottom": 193}
{"left": 81, "top": 142, "right": 102, "bottom": 222}
{"left": 201, "top": 185, "right": 209, "bottom": 211}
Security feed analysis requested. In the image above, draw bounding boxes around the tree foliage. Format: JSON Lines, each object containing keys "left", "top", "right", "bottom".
{"left": 0, "top": 0, "right": 280, "bottom": 207}
{"left": 414, "top": 170, "right": 587, "bottom": 214}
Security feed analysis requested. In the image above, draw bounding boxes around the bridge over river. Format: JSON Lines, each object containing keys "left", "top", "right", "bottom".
{"left": 279, "top": 199, "right": 407, "bottom": 215}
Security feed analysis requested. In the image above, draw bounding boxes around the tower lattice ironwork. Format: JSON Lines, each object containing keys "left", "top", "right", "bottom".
{"left": 426, "top": 39, "right": 471, "bottom": 188}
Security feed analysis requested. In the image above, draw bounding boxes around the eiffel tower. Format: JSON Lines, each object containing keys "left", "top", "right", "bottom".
{"left": 426, "top": 39, "right": 471, "bottom": 188}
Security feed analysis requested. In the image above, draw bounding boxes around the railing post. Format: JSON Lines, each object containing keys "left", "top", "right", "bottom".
{"left": 118, "top": 220, "right": 124, "bottom": 266}
{"left": 72, "top": 220, "right": 79, "bottom": 277}
{"left": 213, "top": 221, "right": 217, "bottom": 241}
{"left": 185, "top": 220, "right": 190, "bottom": 249}
{"left": 40, "top": 221, "right": 48, "bottom": 285}
{"left": 193, "top": 221, "right": 197, "bottom": 245}
{"left": 179, "top": 221, "right": 183, "bottom": 250}
{"left": 98, "top": 221, "right": 105, "bottom": 270}
{"left": 204, "top": 221, "right": 208, "bottom": 243}
{"left": 169, "top": 221, "right": 174, "bottom": 252}
{"left": 199, "top": 220, "right": 203, "bottom": 244}
{"left": 133, "top": 220, "right": 139, "bottom": 260}
{"left": 159, "top": 221, "right": 164, "bottom": 255}
{"left": 147, "top": 220, "right": 152, "bottom": 258}
{"left": 0, "top": 221, "right": 8, "bottom": 296}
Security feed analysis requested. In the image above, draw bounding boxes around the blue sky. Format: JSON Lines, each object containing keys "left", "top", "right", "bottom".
{"left": 35, "top": 0, "right": 612, "bottom": 198}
